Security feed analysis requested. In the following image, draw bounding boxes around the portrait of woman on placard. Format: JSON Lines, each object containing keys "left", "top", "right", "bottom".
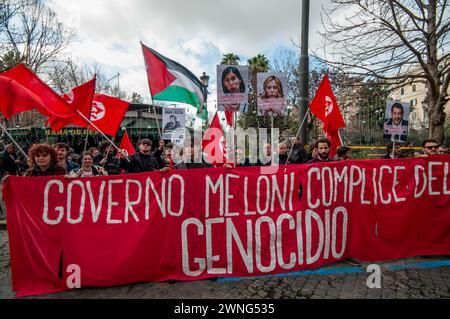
{"left": 259, "top": 75, "right": 285, "bottom": 116}
{"left": 220, "top": 66, "right": 247, "bottom": 112}
{"left": 260, "top": 75, "right": 284, "bottom": 99}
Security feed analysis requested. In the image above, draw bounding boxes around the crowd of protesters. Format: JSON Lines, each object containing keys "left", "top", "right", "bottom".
{"left": 0, "top": 136, "right": 448, "bottom": 181}
{"left": 0, "top": 136, "right": 448, "bottom": 266}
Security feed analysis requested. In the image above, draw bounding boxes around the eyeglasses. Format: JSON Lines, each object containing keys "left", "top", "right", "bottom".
{"left": 425, "top": 145, "right": 439, "bottom": 150}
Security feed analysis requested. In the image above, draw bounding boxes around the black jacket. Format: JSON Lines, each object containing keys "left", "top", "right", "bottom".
{"left": 25, "top": 165, "right": 67, "bottom": 176}
{"left": 120, "top": 152, "right": 160, "bottom": 173}
{"left": 288, "top": 144, "right": 308, "bottom": 164}
{"left": 94, "top": 154, "right": 121, "bottom": 175}
{"left": 0, "top": 151, "right": 19, "bottom": 176}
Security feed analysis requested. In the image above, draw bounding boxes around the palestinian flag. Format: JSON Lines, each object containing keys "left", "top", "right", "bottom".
{"left": 141, "top": 43, "right": 207, "bottom": 119}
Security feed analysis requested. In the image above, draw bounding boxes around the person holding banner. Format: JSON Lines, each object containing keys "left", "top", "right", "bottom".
{"left": 67, "top": 152, "right": 107, "bottom": 178}
{"left": 418, "top": 139, "right": 440, "bottom": 157}
{"left": 288, "top": 137, "right": 308, "bottom": 164}
{"left": 438, "top": 144, "right": 449, "bottom": 155}
{"left": 174, "top": 145, "right": 212, "bottom": 170}
{"left": 94, "top": 141, "right": 121, "bottom": 175}
{"left": 119, "top": 139, "right": 160, "bottom": 173}
{"left": 277, "top": 143, "right": 289, "bottom": 165}
{"left": 54, "top": 143, "right": 79, "bottom": 174}
{"left": 381, "top": 142, "right": 405, "bottom": 159}
{"left": 23, "top": 144, "right": 66, "bottom": 177}
{"left": 159, "top": 143, "right": 175, "bottom": 172}
{"left": 336, "top": 146, "right": 352, "bottom": 161}
{"left": 307, "top": 138, "right": 333, "bottom": 163}
{"left": 0, "top": 144, "right": 20, "bottom": 177}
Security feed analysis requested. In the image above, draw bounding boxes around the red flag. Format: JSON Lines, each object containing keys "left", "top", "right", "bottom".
{"left": 118, "top": 130, "right": 135, "bottom": 157}
{"left": 47, "top": 78, "right": 96, "bottom": 132}
{"left": 88, "top": 94, "right": 129, "bottom": 136}
{"left": 309, "top": 74, "right": 346, "bottom": 157}
{"left": 0, "top": 75, "right": 48, "bottom": 119}
{"left": 309, "top": 74, "right": 346, "bottom": 132}
{"left": 327, "top": 129, "right": 343, "bottom": 158}
{"left": 224, "top": 111, "right": 233, "bottom": 127}
{"left": 202, "top": 113, "right": 233, "bottom": 167}
{"left": 0, "top": 64, "right": 75, "bottom": 119}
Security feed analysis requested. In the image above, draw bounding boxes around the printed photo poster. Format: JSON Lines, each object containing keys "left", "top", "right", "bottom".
{"left": 162, "top": 107, "right": 186, "bottom": 145}
{"left": 257, "top": 72, "right": 288, "bottom": 116}
{"left": 217, "top": 65, "right": 249, "bottom": 113}
{"left": 383, "top": 101, "right": 410, "bottom": 143}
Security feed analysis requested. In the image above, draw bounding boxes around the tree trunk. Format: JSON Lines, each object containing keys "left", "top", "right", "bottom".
{"left": 429, "top": 96, "right": 446, "bottom": 142}
{"left": 426, "top": 0, "right": 445, "bottom": 143}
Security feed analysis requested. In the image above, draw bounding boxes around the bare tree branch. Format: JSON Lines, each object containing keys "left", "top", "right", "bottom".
{"left": 316, "top": 0, "right": 449, "bottom": 142}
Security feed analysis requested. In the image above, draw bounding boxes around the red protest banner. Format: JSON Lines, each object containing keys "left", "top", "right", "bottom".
{"left": 3, "top": 156, "right": 450, "bottom": 297}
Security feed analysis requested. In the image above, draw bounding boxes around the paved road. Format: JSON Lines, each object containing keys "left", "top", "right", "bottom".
{"left": 1, "top": 227, "right": 450, "bottom": 299}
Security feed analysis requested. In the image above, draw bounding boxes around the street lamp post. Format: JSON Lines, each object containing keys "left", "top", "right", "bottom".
{"left": 200, "top": 72, "right": 210, "bottom": 128}
{"left": 299, "top": 0, "right": 310, "bottom": 145}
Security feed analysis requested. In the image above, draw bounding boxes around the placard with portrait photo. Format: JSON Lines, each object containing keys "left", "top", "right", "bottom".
{"left": 257, "top": 72, "right": 288, "bottom": 116}
{"left": 383, "top": 101, "right": 410, "bottom": 142}
{"left": 217, "top": 65, "right": 249, "bottom": 113}
{"left": 162, "top": 107, "right": 186, "bottom": 144}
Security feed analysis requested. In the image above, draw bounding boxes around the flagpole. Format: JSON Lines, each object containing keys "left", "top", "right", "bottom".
{"left": 0, "top": 123, "right": 29, "bottom": 160}
{"left": 391, "top": 140, "right": 396, "bottom": 159}
{"left": 83, "top": 126, "right": 90, "bottom": 154}
{"left": 72, "top": 109, "right": 121, "bottom": 153}
{"left": 150, "top": 98, "right": 162, "bottom": 140}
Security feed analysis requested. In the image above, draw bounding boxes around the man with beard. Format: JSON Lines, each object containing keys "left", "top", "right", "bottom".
{"left": 417, "top": 139, "right": 440, "bottom": 158}
{"left": 307, "top": 138, "right": 333, "bottom": 163}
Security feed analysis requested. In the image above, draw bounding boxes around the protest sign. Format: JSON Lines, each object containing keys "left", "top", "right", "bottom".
{"left": 162, "top": 107, "right": 186, "bottom": 144}
{"left": 257, "top": 73, "right": 288, "bottom": 117}
{"left": 217, "top": 65, "right": 249, "bottom": 113}
{"left": 383, "top": 101, "right": 410, "bottom": 142}
{"left": 4, "top": 157, "right": 450, "bottom": 296}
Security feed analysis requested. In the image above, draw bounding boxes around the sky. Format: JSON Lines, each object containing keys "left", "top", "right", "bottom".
{"left": 47, "top": 0, "right": 331, "bottom": 117}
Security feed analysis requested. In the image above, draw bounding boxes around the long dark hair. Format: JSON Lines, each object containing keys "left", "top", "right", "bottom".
{"left": 221, "top": 66, "right": 246, "bottom": 93}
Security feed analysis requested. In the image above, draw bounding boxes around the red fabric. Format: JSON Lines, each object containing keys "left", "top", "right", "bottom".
{"left": 0, "top": 64, "right": 74, "bottom": 119}
{"left": 141, "top": 43, "right": 176, "bottom": 96}
{"left": 224, "top": 111, "right": 233, "bottom": 127}
{"left": 118, "top": 130, "right": 135, "bottom": 156}
{"left": 309, "top": 74, "right": 346, "bottom": 132}
{"left": 4, "top": 156, "right": 450, "bottom": 297}
{"left": 327, "top": 129, "right": 343, "bottom": 158}
{"left": 88, "top": 94, "right": 129, "bottom": 136}
{"left": 202, "top": 113, "right": 233, "bottom": 167}
{"left": 47, "top": 78, "right": 96, "bottom": 132}
{"left": 0, "top": 75, "right": 48, "bottom": 119}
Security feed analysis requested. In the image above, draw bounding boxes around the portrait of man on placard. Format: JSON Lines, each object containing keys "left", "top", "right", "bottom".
{"left": 217, "top": 65, "right": 249, "bottom": 113}
{"left": 162, "top": 107, "right": 186, "bottom": 143}
{"left": 383, "top": 101, "right": 410, "bottom": 142}
{"left": 257, "top": 72, "right": 288, "bottom": 117}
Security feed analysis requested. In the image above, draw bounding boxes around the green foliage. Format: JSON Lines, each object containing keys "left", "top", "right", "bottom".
{"left": 221, "top": 53, "right": 240, "bottom": 66}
